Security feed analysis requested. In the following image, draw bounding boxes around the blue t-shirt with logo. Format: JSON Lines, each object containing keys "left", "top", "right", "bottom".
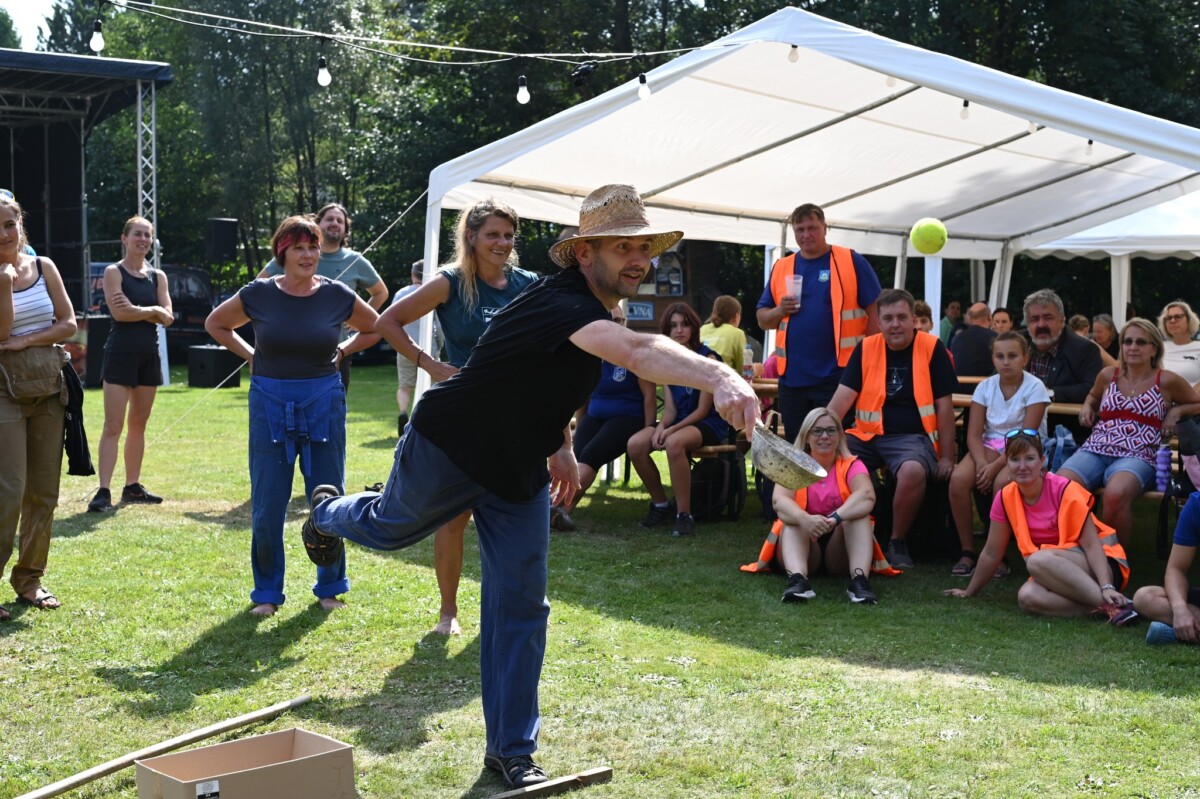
{"left": 588, "top": 360, "right": 645, "bottom": 420}
{"left": 437, "top": 265, "right": 539, "bottom": 367}
{"left": 756, "top": 248, "right": 881, "bottom": 388}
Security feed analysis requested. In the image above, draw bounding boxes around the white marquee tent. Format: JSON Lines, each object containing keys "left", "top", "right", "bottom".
{"left": 416, "top": 6, "right": 1200, "bottom": 378}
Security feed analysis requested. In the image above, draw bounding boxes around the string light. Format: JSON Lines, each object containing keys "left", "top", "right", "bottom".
{"left": 959, "top": 99, "right": 970, "bottom": 119}
{"left": 637, "top": 73, "right": 651, "bottom": 100}
{"left": 516, "top": 75, "right": 530, "bottom": 105}
{"left": 1086, "top": 138, "right": 1094, "bottom": 155}
{"left": 317, "top": 55, "right": 332, "bottom": 86}
{"left": 885, "top": 75, "right": 897, "bottom": 87}
{"left": 787, "top": 45, "right": 799, "bottom": 63}
{"left": 89, "top": 19, "right": 106, "bottom": 53}
{"left": 571, "top": 61, "right": 597, "bottom": 87}
{"left": 1028, "top": 121, "right": 1038, "bottom": 133}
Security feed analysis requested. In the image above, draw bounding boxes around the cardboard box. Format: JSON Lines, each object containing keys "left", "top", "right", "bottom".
{"left": 136, "top": 728, "right": 354, "bottom": 799}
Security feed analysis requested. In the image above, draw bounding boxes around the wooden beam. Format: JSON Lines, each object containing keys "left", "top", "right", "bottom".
{"left": 489, "top": 766, "right": 614, "bottom": 799}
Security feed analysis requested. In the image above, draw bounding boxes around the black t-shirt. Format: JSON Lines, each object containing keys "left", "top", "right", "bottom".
{"left": 239, "top": 277, "right": 356, "bottom": 379}
{"left": 840, "top": 335, "right": 957, "bottom": 434}
{"left": 949, "top": 324, "right": 997, "bottom": 379}
{"left": 413, "top": 268, "right": 611, "bottom": 501}
{"left": 106, "top": 265, "right": 161, "bottom": 353}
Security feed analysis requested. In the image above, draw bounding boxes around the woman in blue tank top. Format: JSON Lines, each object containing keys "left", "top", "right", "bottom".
{"left": 627, "top": 302, "right": 729, "bottom": 538}
{"left": 376, "top": 198, "right": 538, "bottom": 636}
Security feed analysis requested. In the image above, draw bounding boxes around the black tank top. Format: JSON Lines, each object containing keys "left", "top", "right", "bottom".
{"left": 105, "top": 264, "right": 161, "bottom": 353}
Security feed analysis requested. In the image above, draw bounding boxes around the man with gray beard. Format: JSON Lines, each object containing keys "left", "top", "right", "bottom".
{"left": 1022, "top": 288, "right": 1102, "bottom": 440}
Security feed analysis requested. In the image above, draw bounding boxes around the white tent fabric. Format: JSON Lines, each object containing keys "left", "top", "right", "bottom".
{"left": 415, "top": 7, "right": 1200, "bottom": 392}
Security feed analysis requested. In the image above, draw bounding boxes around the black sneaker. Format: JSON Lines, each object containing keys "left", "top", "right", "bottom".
{"left": 397, "top": 412, "right": 409, "bottom": 438}
{"left": 671, "top": 512, "right": 696, "bottom": 538}
{"left": 484, "top": 752, "right": 548, "bottom": 790}
{"left": 87, "top": 487, "right": 113, "bottom": 513}
{"left": 781, "top": 573, "right": 816, "bottom": 603}
{"left": 550, "top": 506, "right": 576, "bottom": 532}
{"left": 640, "top": 499, "right": 675, "bottom": 528}
{"left": 301, "top": 485, "right": 345, "bottom": 567}
{"left": 847, "top": 569, "right": 878, "bottom": 604}
{"left": 121, "top": 483, "right": 163, "bottom": 504}
{"left": 885, "top": 538, "right": 914, "bottom": 569}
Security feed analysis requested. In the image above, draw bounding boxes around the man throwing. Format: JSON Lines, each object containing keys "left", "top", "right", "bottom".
{"left": 757, "top": 203, "right": 881, "bottom": 441}
{"left": 301, "top": 185, "right": 759, "bottom": 789}
{"left": 828, "top": 289, "right": 958, "bottom": 568}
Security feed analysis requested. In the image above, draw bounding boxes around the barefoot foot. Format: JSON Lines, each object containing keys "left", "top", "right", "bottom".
{"left": 250, "top": 603, "right": 277, "bottom": 616}
{"left": 433, "top": 614, "right": 462, "bottom": 635}
{"left": 319, "top": 596, "right": 347, "bottom": 611}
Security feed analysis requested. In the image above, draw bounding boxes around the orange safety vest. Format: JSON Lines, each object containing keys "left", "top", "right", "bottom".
{"left": 740, "top": 456, "right": 901, "bottom": 576}
{"left": 998, "top": 478, "right": 1130, "bottom": 588}
{"left": 846, "top": 331, "right": 941, "bottom": 457}
{"left": 769, "top": 245, "right": 867, "bottom": 374}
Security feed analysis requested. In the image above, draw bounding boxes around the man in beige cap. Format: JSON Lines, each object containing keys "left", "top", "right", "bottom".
{"left": 301, "top": 185, "right": 759, "bottom": 790}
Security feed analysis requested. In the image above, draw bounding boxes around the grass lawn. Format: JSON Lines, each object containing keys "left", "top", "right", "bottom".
{"left": 2, "top": 364, "right": 1197, "bottom": 798}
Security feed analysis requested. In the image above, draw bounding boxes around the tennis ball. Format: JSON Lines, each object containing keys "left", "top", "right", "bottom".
{"left": 909, "top": 218, "right": 948, "bottom": 255}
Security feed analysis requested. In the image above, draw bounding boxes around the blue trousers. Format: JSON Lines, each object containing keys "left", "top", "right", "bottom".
{"left": 312, "top": 426, "right": 550, "bottom": 757}
{"left": 248, "top": 374, "right": 349, "bottom": 606}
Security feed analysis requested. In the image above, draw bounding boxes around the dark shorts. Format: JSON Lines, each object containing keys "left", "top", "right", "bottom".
{"left": 573, "top": 414, "right": 644, "bottom": 470}
{"left": 847, "top": 433, "right": 937, "bottom": 479}
{"left": 692, "top": 422, "right": 721, "bottom": 448}
{"left": 1187, "top": 586, "right": 1200, "bottom": 607}
{"left": 102, "top": 349, "right": 163, "bottom": 388}
{"left": 1107, "top": 557, "right": 1129, "bottom": 592}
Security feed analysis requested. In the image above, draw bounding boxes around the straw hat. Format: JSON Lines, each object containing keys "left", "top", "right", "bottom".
{"left": 549, "top": 184, "right": 683, "bottom": 268}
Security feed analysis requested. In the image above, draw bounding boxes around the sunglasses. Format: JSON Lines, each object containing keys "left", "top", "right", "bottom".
{"left": 809, "top": 426, "right": 838, "bottom": 438}
{"left": 1122, "top": 338, "right": 1152, "bottom": 347}
{"left": 1004, "top": 428, "right": 1040, "bottom": 440}
{"left": 1164, "top": 314, "right": 1186, "bottom": 322}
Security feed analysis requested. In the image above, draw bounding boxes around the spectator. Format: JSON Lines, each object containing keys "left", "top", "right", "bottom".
{"left": 1133, "top": 491, "right": 1200, "bottom": 644}
{"left": 914, "top": 300, "right": 935, "bottom": 334}
{"left": 1091, "top": 313, "right": 1120, "bottom": 361}
{"left": 945, "top": 430, "right": 1135, "bottom": 624}
{"left": 1023, "top": 289, "right": 1103, "bottom": 410}
{"left": 700, "top": 295, "right": 748, "bottom": 375}
{"left": 88, "top": 216, "right": 173, "bottom": 512}
{"left": 1068, "top": 314, "right": 1090, "bottom": 336}
{"left": 939, "top": 299, "right": 962, "bottom": 345}
{"left": 756, "top": 202, "right": 881, "bottom": 441}
{"left": 1059, "top": 318, "right": 1200, "bottom": 549}
{"left": 745, "top": 407, "right": 879, "bottom": 604}
{"left": 390, "top": 260, "right": 443, "bottom": 437}
{"left": 205, "top": 215, "right": 381, "bottom": 616}
{"left": 948, "top": 332, "right": 1049, "bottom": 578}
{"left": 827, "top": 288, "right": 958, "bottom": 568}
{"left": 377, "top": 198, "right": 539, "bottom": 636}
{"left": 627, "top": 302, "right": 730, "bottom": 538}
{"left": 555, "top": 307, "right": 657, "bottom": 531}
{"left": 950, "top": 301, "right": 997, "bottom": 384}
{"left": 991, "top": 307, "right": 1015, "bottom": 333}
{"left": 0, "top": 195, "right": 77, "bottom": 617}
{"left": 1157, "top": 300, "right": 1200, "bottom": 386}
{"left": 259, "top": 203, "right": 388, "bottom": 390}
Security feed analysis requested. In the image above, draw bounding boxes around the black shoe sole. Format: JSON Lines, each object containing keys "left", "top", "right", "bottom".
{"left": 483, "top": 753, "right": 548, "bottom": 790}
{"left": 301, "top": 486, "right": 344, "bottom": 567}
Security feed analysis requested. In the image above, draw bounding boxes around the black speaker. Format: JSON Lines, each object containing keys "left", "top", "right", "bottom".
{"left": 205, "top": 218, "right": 239, "bottom": 263}
{"left": 188, "top": 345, "right": 242, "bottom": 388}
{"left": 84, "top": 315, "right": 111, "bottom": 388}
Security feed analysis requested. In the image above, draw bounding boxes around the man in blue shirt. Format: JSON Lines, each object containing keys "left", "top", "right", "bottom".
{"left": 757, "top": 203, "right": 882, "bottom": 441}
{"left": 1133, "top": 491, "right": 1200, "bottom": 645}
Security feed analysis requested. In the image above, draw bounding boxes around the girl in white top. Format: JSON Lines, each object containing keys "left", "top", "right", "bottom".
{"left": 1158, "top": 300, "right": 1200, "bottom": 387}
{"left": 948, "top": 331, "right": 1050, "bottom": 577}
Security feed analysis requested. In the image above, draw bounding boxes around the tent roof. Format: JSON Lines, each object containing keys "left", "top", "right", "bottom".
{"left": 1025, "top": 191, "right": 1200, "bottom": 261}
{"left": 430, "top": 7, "right": 1200, "bottom": 261}
{"left": 0, "top": 48, "right": 173, "bottom": 130}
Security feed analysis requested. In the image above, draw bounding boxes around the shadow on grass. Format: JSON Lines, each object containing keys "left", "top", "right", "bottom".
{"left": 50, "top": 506, "right": 124, "bottom": 540}
{"left": 95, "top": 604, "right": 332, "bottom": 715}
{"left": 357, "top": 436, "right": 400, "bottom": 451}
{"left": 182, "top": 498, "right": 254, "bottom": 529}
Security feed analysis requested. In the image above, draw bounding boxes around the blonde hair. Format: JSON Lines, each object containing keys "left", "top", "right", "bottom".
{"left": 707, "top": 295, "right": 741, "bottom": 327}
{"left": 795, "top": 407, "right": 851, "bottom": 458}
{"left": 1157, "top": 300, "right": 1200, "bottom": 339}
{"left": 1118, "top": 318, "right": 1164, "bottom": 370}
{"left": 122, "top": 215, "right": 153, "bottom": 237}
{"left": 442, "top": 198, "right": 520, "bottom": 313}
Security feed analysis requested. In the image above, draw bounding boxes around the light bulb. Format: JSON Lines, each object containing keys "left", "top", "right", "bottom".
{"left": 89, "top": 19, "right": 105, "bottom": 53}
{"left": 787, "top": 45, "right": 799, "bottom": 63}
{"left": 1027, "top": 121, "right": 1038, "bottom": 133}
{"left": 637, "top": 73, "right": 651, "bottom": 101}
{"left": 959, "top": 100, "right": 970, "bottom": 120}
{"left": 316, "top": 56, "right": 332, "bottom": 87}
{"left": 885, "top": 75, "right": 897, "bottom": 87}
{"left": 1086, "top": 138, "right": 1094, "bottom": 155}
{"left": 516, "top": 75, "right": 530, "bottom": 105}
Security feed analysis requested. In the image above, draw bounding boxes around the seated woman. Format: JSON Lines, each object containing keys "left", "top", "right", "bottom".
{"left": 1133, "top": 491, "right": 1200, "bottom": 645}
{"left": 946, "top": 430, "right": 1135, "bottom": 624}
{"left": 949, "top": 332, "right": 1049, "bottom": 577}
{"left": 742, "top": 407, "right": 879, "bottom": 604}
{"left": 699, "top": 295, "right": 748, "bottom": 375}
{"left": 1059, "top": 318, "right": 1200, "bottom": 548}
{"left": 553, "top": 308, "right": 656, "bottom": 531}
{"left": 627, "top": 302, "right": 728, "bottom": 538}
{"left": 1157, "top": 300, "right": 1200, "bottom": 387}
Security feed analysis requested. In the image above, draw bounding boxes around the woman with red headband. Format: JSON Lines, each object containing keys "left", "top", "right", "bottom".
{"left": 206, "top": 216, "right": 380, "bottom": 616}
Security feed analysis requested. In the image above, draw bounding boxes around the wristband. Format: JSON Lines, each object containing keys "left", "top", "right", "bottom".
{"left": 829, "top": 511, "right": 843, "bottom": 525}
{"left": 1100, "top": 583, "right": 1116, "bottom": 591}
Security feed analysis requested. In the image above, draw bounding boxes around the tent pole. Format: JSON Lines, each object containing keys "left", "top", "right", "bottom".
{"left": 414, "top": 195, "right": 443, "bottom": 406}
{"left": 1112, "top": 254, "right": 1131, "bottom": 328}
{"left": 894, "top": 237, "right": 908, "bottom": 290}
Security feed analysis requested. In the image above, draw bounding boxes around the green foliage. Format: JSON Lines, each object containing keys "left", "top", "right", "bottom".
{"left": 38, "top": 0, "right": 94, "bottom": 55}
{"left": 0, "top": 9, "right": 20, "bottom": 49}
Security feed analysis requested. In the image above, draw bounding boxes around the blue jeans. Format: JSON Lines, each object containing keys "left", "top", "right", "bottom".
{"left": 248, "top": 374, "right": 349, "bottom": 606}
{"left": 312, "top": 426, "right": 550, "bottom": 757}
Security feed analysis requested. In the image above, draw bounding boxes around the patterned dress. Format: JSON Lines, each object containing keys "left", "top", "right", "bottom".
{"left": 1081, "top": 370, "right": 1166, "bottom": 465}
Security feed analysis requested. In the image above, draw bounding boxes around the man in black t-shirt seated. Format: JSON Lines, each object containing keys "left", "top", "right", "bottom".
{"left": 827, "top": 289, "right": 959, "bottom": 569}
{"left": 300, "top": 185, "right": 760, "bottom": 791}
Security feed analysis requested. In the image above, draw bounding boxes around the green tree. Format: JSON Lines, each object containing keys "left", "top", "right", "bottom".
{"left": 38, "top": 0, "right": 94, "bottom": 54}
{"left": 0, "top": 9, "right": 21, "bottom": 49}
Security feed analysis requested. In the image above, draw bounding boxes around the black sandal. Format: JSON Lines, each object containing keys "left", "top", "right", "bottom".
{"left": 16, "top": 588, "right": 61, "bottom": 610}
{"left": 301, "top": 485, "right": 344, "bottom": 567}
{"left": 950, "top": 549, "right": 977, "bottom": 578}
{"left": 484, "top": 753, "right": 548, "bottom": 789}
{"left": 0, "top": 605, "right": 10, "bottom": 622}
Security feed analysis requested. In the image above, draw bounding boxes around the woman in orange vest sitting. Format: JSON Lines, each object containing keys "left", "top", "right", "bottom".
{"left": 742, "top": 407, "right": 881, "bottom": 604}
{"left": 945, "top": 430, "right": 1136, "bottom": 624}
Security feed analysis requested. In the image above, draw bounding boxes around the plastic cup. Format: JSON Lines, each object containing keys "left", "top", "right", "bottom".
{"left": 787, "top": 275, "right": 803, "bottom": 306}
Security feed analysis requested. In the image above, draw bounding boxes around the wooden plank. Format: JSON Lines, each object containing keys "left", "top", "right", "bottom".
{"left": 489, "top": 767, "right": 613, "bottom": 799}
